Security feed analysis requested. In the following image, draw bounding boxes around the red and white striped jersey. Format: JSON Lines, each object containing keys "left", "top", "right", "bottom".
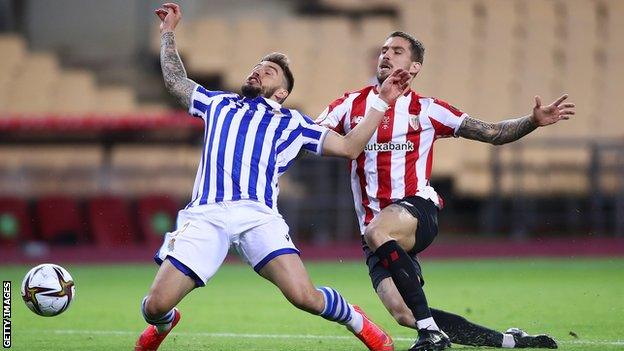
{"left": 316, "top": 85, "right": 467, "bottom": 234}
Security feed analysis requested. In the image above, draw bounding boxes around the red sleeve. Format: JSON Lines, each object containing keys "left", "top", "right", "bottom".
{"left": 315, "top": 92, "right": 353, "bottom": 135}
{"left": 428, "top": 98, "right": 468, "bottom": 138}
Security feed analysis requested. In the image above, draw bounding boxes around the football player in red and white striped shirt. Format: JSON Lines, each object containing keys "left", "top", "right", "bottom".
{"left": 318, "top": 31, "right": 573, "bottom": 351}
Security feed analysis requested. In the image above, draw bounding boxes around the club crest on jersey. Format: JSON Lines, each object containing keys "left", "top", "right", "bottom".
{"left": 382, "top": 116, "right": 391, "bottom": 129}
{"left": 409, "top": 114, "right": 420, "bottom": 130}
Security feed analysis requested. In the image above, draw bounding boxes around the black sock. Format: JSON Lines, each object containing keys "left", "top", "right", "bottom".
{"left": 375, "top": 240, "right": 432, "bottom": 321}
{"left": 431, "top": 308, "right": 503, "bottom": 347}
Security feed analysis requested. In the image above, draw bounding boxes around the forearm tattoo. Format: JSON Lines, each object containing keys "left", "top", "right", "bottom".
{"left": 457, "top": 116, "right": 537, "bottom": 145}
{"left": 160, "top": 31, "right": 196, "bottom": 109}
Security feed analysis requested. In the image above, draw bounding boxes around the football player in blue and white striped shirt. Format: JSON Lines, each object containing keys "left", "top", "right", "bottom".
{"left": 135, "top": 4, "right": 411, "bottom": 351}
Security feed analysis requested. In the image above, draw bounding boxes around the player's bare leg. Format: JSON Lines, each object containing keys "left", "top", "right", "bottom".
{"left": 375, "top": 277, "right": 556, "bottom": 348}
{"left": 135, "top": 259, "right": 196, "bottom": 351}
{"left": 364, "top": 204, "right": 450, "bottom": 351}
{"left": 364, "top": 204, "right": 417, "bottom": 251}
{"left": 376, "top": 277, "right": 417, "bottom": 328}
{"left": 259, "top": 253, "right": 394, "bottom": 351}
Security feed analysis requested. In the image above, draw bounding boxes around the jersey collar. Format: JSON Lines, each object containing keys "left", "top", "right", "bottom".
{"left": 242, "top": 96, "right": 282, "bottom": 111}
{"left": 259, "top": 97, "right": 282, "bottom": 110}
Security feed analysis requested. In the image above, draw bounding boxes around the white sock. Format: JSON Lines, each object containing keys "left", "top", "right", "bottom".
{"left": 155, "top": 322, "right": 172, "bottom": 334}
{"left": 347, "top": 306, "right": 364, "bottom": 333}
{"left": 416, "top": 317, "right": 440, "bottom": 331}
{"left": 502, "top": 333, "right": 516, "bottom": 348}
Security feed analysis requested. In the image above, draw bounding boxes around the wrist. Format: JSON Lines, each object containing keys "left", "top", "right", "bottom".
{"left": 371, "top": 96, "right": 390, "bottom": 112}
{"left": 528, "top": 114, "right": 539, "bottom": 127}
{"left": 161, "top": 28, "right": 175, "bottom": 35}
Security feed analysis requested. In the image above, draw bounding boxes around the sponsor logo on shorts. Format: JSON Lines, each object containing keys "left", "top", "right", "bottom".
{"left": 168, "top": 221, "right": 191, "bottom": 251}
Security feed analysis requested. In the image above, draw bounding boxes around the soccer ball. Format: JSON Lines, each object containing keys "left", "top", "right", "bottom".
{"left": 21, "top": 263, "right": 76, "bottom": 317}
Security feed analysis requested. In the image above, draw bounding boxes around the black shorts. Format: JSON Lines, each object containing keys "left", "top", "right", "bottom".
{"left": 362, "top": 196, "right": 439, "bottom": 290}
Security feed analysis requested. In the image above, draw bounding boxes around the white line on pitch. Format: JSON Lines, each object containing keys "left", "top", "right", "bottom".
{"left": 23, "top": 329, "right": 624, "bottom": 346}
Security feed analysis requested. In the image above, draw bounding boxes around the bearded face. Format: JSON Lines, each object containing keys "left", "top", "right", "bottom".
{"left": 376, "top": 36, "right": 419, "bottom": 85}
{"left": 241, "top": 62, "right": 283, "bottom": 100}
{"left": 241, "top": 79, "right": 278, "bottom": 100}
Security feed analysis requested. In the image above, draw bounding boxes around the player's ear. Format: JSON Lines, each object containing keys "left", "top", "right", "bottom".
{"left": 275, "top": 87, "right": 289, "bottom": 102}
{"left": 409, "top": 61, "right": 421, "bottom": 77}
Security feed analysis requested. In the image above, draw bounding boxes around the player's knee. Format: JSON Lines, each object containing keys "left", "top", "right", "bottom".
{"left": 364, "top": 224, "right": 390, "bottom": 251}
{"left": 142, "top": 294, "right": 173, "bottom": 320}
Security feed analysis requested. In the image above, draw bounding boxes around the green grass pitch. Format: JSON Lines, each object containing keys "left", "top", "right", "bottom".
{"left": 2, "top": 258, "right": 622, "bottom": 350}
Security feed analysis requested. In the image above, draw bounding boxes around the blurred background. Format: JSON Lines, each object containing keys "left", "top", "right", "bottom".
{"left": 1, "top": 0, "right": 623, "bottom": 263}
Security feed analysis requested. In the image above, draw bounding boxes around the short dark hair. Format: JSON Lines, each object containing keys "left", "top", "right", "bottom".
{"left": 261, "top": 52, "right": 294, "bottom": 94}
{"left": 387, "top": 31, "right": 425, "bottom": 64}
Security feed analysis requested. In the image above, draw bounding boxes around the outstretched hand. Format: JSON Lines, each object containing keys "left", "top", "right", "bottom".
{"left": 155, "top": 3, "right": 182, "bottom": 33}
{"left": 531, "top": 94, "right": 576, "bottom": 127}
{"left": 379, "top": 69, "right": 411, "bottom": 105}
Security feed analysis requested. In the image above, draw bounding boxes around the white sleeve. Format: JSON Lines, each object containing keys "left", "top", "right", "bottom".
{"left": 299, "top": 113, "right": 330, "bottom": 155}
{"left": 315, "top": 92, "right": 355, "bottom": 135}
{"left": 427, "top": 98, "right": 468, "bottom": 138}
{"left": 188, "top": 85, "right": 232, "bottom": 120}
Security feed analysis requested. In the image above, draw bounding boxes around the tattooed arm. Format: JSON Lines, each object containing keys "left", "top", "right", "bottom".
{"left": 160, "top": 31, "right": 196, "bottom": 109}
{"left": 457, "top": 94, "right": 576, "bottom": 145}
{"left": 457, "top": 115, "right": 537, "bottom": 145}
{"left": 155, "top": 3, "right": 196, "bottom": 110}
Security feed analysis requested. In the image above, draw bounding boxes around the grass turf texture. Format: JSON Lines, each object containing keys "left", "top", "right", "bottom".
{"left": 1, "top": 258, "right": 622, "bottom": 350}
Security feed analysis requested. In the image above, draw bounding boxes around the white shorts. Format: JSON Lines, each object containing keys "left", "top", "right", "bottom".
{"left": 154, "top": 200, "right": 299, "bottom": 287}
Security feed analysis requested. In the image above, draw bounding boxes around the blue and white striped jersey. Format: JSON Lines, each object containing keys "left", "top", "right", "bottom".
{"left": 186, "top": 85, "right": 329, "bottom": 211}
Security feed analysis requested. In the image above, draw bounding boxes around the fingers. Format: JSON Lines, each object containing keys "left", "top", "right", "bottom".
{"left": 534, "top": 95, "right": 542, "bottom": 108}
{"left": 551, "top": 93, "right": 568, "bottom": 107}
{"left": 392, "top": 69, "right": 411, "bottom": 85}
{"left": 155, "top": 8, "right": 168, "bottom": 20}
{"left": 386, "top": 69, "right": 403, "bottom": 83}
{"left": 163, "top": 3, "right": 181, "bottom": 15}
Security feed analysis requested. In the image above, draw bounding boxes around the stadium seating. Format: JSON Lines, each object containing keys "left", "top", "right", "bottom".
{"left": 186, "top": 18, "right": 228, "bottom": 74}
{"left": 0, "top": 35, "right": 27, "bottom": 111}
{"left": 137, "top": 194, "right": 180, "bottom": 247}
{"left": 51, "top": 70, "right": 98, "bottom": 114}
{"left": 36, "top": 196, "right": 87, "bottom": 245}
{"left": 6, "top": 53, "right": 60, "bottom": 114}
{"left": 110, "top": 146, "right": 196, "bottom": 197}
{"left": 96, "top": 86, "right": 138, "bottom": 114}
{"left": 0, "top": 0, "right": 623, "bottom": 245}
{"left": 0, "top": 146, "right": 103, "bottom": 196}
{"left": 0, "top": 33, "right": 165, "bottom": 116}
{"left": 88, "top": 196, "right": 139, "bottom": 248}
{"left": 0, "top": 197, "right": 34, "bottom": 247}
